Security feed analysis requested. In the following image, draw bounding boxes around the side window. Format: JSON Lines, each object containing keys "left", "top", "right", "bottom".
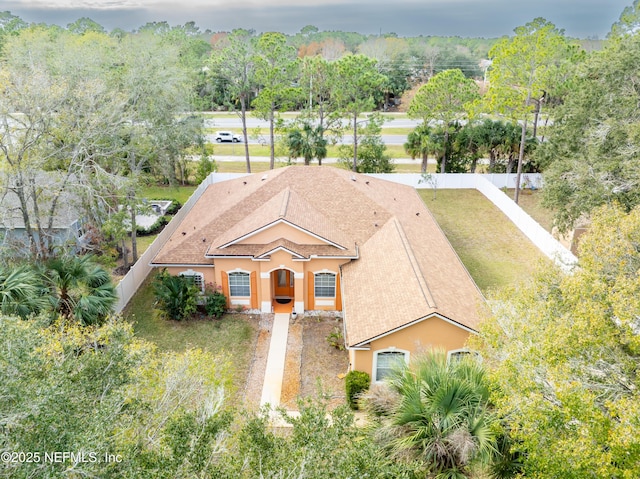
{"left": 228, "top": 272, "right": 250, "bottom": 297}
{"left": 447, "top": 349, "right": 481, "bottom": 363}
{"left": 314, "top": 272, "right": 336, "bottom": 298}
{"left": 179, "top": 270, "right": 204, "bottom": 292}
{"left": 375, "top": 350, "right": 407, "bottom": 382}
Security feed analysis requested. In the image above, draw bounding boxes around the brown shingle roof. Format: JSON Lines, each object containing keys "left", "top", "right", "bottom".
{"left": 151, "top": 166, "right": 484, "bottom": 343}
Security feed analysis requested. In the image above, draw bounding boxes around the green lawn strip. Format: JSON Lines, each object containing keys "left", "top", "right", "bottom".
{"left": 122, "top": 276, "right": 259, "bottom": 397}
{"left": 201, "top": 111, "right": 410, "bottom": 121}
{"left": 134, "top": 234, "right": 158, "bottom": 257}
{"left": 140, "top": 184, "right": 197, "bottom": 204}
{"left": 205, "top": 126, "right": 413, "bottom": 136}
{"left": 212, "top": 143, "right": 409, "bottom": 159}
{"left": 214, "top": 160, "right": 432, "bottom": 174}
{"left": 420, "top": 189, "right": 549, "bottom": 294}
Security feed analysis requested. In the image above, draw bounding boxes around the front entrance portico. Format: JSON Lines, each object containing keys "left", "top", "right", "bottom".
{"left": 260, "top": 267, "right": 305, "bottom": 314}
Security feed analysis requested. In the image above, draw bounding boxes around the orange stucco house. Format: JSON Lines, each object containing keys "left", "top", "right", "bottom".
{"left": 151, "top": 166, "right": 484, "bottom": 381}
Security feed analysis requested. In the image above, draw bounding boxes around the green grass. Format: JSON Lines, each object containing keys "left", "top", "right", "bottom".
{"left": 123, "top": 276, "right": 259, "bottom": 395}
{"left": 140, "top": 184, "right": 197, "bottom": 205}
{"left": 420, "top": 189, "right": 549, "bottom": 294}
{"left": 214, "top": 159, "right": 433, "bottom": 174}
{"left": 135, "top": 234, "right": 158, "bottom": 256}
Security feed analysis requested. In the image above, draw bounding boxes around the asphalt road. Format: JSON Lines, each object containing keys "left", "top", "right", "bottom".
{"left": 205, "top": 116, "right": 419, "bottom": 145}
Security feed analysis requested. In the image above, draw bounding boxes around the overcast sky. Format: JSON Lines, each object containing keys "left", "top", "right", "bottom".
{"left": 3, "top": 0, "right": 631, "bottom": 38}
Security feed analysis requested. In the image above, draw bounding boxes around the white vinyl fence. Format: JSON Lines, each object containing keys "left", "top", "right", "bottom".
{"left": 114, "top": 172, "right": 574, "bottom": 312}
{"left": 114, "top": 173, "right": 249, "bottom": 312}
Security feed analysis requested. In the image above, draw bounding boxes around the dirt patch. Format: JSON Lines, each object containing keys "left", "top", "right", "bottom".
{"left": 242, "top": 314, "right": 273, "bottom": 410}
{"left": 298, "top": 315, "right": 349, "bottom": 409}
{"left": 280, "top": 321, "right": 303, "bottom": 408}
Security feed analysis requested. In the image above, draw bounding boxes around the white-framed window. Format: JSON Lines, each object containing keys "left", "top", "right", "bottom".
{"left": 179, "top": 270, "right": 204, "bottom": 293}
{"left": 374, "top": 349, "right": 409, "bottom": 382}
{"left": 314, "top": 272, "right": 336, "bottom": 298}
{"left": 447, "top": 349, "right": 481, "bottom": 364}
{"left": 229, "top": 271, "right": 251, "bottom": 297}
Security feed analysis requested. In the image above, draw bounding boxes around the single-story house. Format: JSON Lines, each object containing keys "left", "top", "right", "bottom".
{"left": 151, "top": 166, "right": 484, "bottom": 381}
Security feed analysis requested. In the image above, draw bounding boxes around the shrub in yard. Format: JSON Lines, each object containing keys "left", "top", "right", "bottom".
{"left": 164, "top": 200, "right": 182, "bottom": 215}
{"left": 345, "top": 370, "right": 370, "bottom": 410}
{"left": 153, "top": 270, "right": 199, "bottom": 321}
{"left": 204, "top": 283, "right": 227, "bottom": 318}
{"left": 326, "top": 326, "right": 345, "bottom": 350}
{"left": 137, "top": 215, "right": 168, "bottom": 236}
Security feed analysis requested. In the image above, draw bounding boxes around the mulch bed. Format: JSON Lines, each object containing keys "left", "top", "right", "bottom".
{"left": 298, "top": 315, "right": 349, "bottom": 409}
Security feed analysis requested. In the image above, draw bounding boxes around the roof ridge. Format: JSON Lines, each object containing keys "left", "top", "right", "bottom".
{"left": 392, "top": 218, "right": 437, "bottom": 309}
{"left": 279, "top": 187, "right": 290, "bottom": 218}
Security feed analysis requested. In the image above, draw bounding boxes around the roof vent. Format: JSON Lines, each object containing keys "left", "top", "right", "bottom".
{"left": 261, "top": 174, "right": 268, "bottom": 181}
{"left": 351, "top": 175, "right": 356, "bottom": 181}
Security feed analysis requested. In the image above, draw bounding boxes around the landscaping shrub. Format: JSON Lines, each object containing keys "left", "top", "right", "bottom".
{"left": 137, "top": 215, "right": 168, "bottom": 236}
{"left": 326, "top": 326, "right": 345, "bottom": 350}
{"left": 204, "top": 283, "right": 227, "bottom": 318}
{"left": 153, "top": 270, "right": 199, "bottom": 321}
{"left": 163, "top": 199, "right": 182, "bottom": 215}
{"left": 345, "top": 370, "right": 370, "bottom": 410}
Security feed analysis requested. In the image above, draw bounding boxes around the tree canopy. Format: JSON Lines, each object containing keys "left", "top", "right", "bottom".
{"left": 474, "top": 204, "right": 640, "bottom": 478}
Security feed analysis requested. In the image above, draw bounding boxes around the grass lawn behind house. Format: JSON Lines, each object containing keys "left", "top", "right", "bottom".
{"left": 140, "top": 184, "right": 197, "bottom": 205}
{"left": 421, "top": 189, "right": 549, "bottom": 294}
{"left": 122, "top": 276, "right": 259, "bottom": 395}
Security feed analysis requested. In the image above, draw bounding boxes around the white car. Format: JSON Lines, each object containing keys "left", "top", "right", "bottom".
{"left": 214, "top": 131, "right": 242, "bottom": 143}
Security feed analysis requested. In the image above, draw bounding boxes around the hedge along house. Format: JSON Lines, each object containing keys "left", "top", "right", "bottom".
{"left": 150, "top": 166, "right": 484, "bottom": 382}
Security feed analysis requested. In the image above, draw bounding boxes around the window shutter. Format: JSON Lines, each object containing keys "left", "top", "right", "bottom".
{"left": 250, "top": 271, "right": 258, "bottom": 309}
{"left": 221, "top": 271, "right": 230, "bottom": 307}
{"left": 335, "top": 273, "right": 342, "bottom": 311}
{"left": 307, "top": 274, "right": 314, "bottom": 310}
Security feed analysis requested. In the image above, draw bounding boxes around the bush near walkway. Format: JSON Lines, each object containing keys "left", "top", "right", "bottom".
{"left": 345, "top": 370, "right": 370, "bottom": 410}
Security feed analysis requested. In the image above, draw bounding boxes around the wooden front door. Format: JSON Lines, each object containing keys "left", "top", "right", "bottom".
{"left": 273, "top": 269, "right": 294, "bottom": 298}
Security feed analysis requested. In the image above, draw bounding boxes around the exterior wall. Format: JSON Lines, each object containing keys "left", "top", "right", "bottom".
{"left": 192, "top": 253, "right": 352, "bottom": 313}
{"left": 236, "top": 222, "right": 326, "bottom": 246}
{"left": 303, "top": 258, "right": 350, "bottom": 311}
{"left": 165, "top": 266, "right": 216, "bottom": 287}
{"left": 350, "top": 316, "right": 472, "bottom": 379}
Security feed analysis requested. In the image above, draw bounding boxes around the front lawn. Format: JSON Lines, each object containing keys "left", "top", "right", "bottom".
{"left": 122, "top": 276, "right": 259, "bottom": 396}
{"left": 420, "top": 189, "right": 548, "bottom": 294}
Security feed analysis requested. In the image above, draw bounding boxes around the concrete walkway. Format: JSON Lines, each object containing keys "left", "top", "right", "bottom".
{"left": 260, "top": 313, "right": 291, "bottom": 407}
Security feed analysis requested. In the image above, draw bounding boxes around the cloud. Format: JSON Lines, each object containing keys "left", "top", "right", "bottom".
{"left": 3, "top": 0, "right": 629, "bottom": 37}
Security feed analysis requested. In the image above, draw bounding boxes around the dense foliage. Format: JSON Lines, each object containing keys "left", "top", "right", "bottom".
{"left": 473, "top": 204, "right": 640, "bottom": 477}
{"left": 0, "top": 257, "right": 117, "bottom": 325}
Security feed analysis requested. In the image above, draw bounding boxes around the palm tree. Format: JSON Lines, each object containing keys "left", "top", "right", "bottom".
{"left": 286, "top": 123, "right": 328, "bottom": 166}
{"left": 43, "top": 256, "right": 118, "bottom": 325}
{"left": 404, "top": 123, "right": 434, "bottom": 173}
{"left": 0, "top": 265, "right": 47, "bottom": 319}
{"left": 369, "top": 350, "right": 497, "bottom": 479}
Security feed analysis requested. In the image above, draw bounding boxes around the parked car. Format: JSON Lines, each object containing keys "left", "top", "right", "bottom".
{"left": 214, "top": 131, "right": 242, "bottom": 143}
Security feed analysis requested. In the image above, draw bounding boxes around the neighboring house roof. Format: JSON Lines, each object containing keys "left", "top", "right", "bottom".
{"left": 152, "top": 166, "right": 484, "bottom": 347}
{"left": 0, "top": 172, "right": 81, "bottom": 230}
